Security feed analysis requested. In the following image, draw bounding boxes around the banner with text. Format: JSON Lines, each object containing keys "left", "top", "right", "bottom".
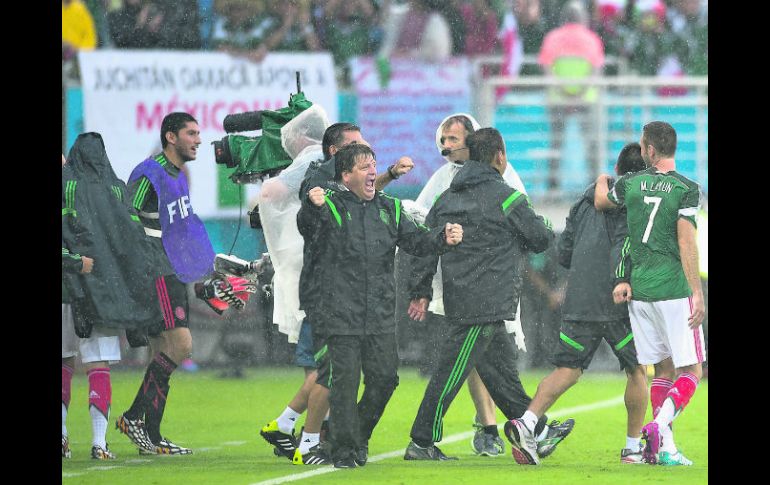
{"left": 349, "top": 57, "right": 471, "bottom": 192}
{"left": 78, "top": 50, "right": 338, "bottom": 217}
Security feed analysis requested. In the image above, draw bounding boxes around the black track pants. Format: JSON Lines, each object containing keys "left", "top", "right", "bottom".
{"left": 327, "top": 332, "right": 399, "bottom": 460}
{"left": 410, "top": 321, "right": 543, "bottom": 446}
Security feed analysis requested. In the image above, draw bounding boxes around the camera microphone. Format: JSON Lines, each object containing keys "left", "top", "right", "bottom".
{"left": 441, "top": 147, "right": 467, "bottom": 156}
{"left": 223, "top": 111, "right": 263, "bottom": 133}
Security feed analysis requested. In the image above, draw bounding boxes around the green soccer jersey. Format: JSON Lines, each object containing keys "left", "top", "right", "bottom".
{"left": 609, "top": 167, "right": 701, "bottom": 301}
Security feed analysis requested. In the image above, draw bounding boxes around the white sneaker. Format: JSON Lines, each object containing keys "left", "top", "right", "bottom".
{"left": 504, "top": 419, "right": 540, "bottom": 465}
{"left": 620, "top": 446, "right": 645, "bottom": 464}
{"left": 658, "top": 450, "right": 693, "bottom": 466}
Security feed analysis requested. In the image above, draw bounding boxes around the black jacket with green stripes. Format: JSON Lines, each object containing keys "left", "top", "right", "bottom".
{"left": 557, "top": 182, "right": 630, "bottom": 322}
{"left": 61, "top": 133, "right": 161, "bottom": 330}
{"left": 409, "top": 160, "right": 554, "bottom": 326}
{"left": 297, "top": 187, "right": 452, "bottom": 336}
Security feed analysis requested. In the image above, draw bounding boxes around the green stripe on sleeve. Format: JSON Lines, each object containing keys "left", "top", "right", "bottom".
{"left": 395, "top": 198, "right": 401, "bottom": 227}
{"left": 65, "top": 180, "right": 77, "bottom": 210}
{"left": 133, "top": 178, "right": 150, "bottom": 210}
{"left": 502, "top": 191, "right": 524, "bottom": 215}
{"left": 560, "top": 332, "right": 585, "bottom": 351}
{"left": 324, "top": 196, "right": 342, "bottom": 227}
{"left": 616, "top": 237, "right": 631, "bottom": 278}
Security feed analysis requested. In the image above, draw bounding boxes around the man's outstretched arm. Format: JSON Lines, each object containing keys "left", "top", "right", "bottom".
{"left": 594, "top": 174, "right": 618, "bottom": 211}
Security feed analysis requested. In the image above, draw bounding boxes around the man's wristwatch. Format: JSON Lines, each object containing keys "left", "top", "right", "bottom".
{"left": 388, "top": 164, "right": 400, "bottom": 179}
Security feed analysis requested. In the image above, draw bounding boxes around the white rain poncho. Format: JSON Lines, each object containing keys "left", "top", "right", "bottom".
{"left": 402, "top": 112, "right": 529, "bottom": 350}
{"left": 258, "top": 104, "right": 330, "bottom": 343}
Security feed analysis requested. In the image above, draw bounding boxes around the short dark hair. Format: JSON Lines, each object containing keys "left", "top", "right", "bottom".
{"left": 161, "top": 112, "right": 198, "bottom": 148}
{"left": 642, "top": 121, "right": 677, "bottom": 157}
{"left": 322, "top": 123, "right": 361, "bottom": 161}
{"left": 467, "top": 128, "right": 505, "bottom": 165}
{"left": 616, "top": 142, "right": 646, "bottom": 175}
{"left": 440, "top": 115, "right": 475, "bottom": 135}
{"left": 334, "top": 143, "right": 376, "bottom": 181}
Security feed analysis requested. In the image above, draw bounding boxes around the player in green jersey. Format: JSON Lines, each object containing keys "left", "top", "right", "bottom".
{"left": 594, "top": 121, "right": 705, "bottom": 466}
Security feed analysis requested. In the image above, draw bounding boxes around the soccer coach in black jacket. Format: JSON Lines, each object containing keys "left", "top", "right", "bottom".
{"left": 297, "top": 143, "right": 463, "bottom": 468}
{"left": 404, "top": 128, "right": 557, "bottom": 461}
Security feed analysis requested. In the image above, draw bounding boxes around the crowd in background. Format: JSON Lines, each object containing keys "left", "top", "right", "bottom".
{"left": 63, "top": 0, "right": 708, "bottom": 86}
{"left": 62, "top": 0, "right": 707, "bottom": 372}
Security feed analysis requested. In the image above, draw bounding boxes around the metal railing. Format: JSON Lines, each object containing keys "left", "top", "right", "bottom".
{"left": 472, "top": 75, "right": 708, "bottom": 196}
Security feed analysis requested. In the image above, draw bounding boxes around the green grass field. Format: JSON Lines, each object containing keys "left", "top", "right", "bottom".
{"left": 62, "top": 367, "right": 707, "bottom": 485}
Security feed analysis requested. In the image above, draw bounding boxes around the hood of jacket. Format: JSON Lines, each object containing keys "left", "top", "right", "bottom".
{"left": 434, "top": 112, "right": 481, "bottom": 165}
{"left": 449, "top": 159, "right": 503, "bottom": 192}
{"left": 66, "top": 132, "right": 120, "bottom": 183}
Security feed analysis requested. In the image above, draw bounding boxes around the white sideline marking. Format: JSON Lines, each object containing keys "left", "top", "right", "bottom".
{"left": 62, "top": 441, "right": 244, "bottom": 478}
{"left": 248, "top": 395, "right": 625, "bottom": 485}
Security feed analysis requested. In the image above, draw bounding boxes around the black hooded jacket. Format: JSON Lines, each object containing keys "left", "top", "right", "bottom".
{"left": 61, "top": 132, "right": 161, "bottom": 330}
{"left": 297, "top": 188, "right": 451, "bottom": 336}
{"left": 557, "top": 182, "right": 630, "bottom": 322}
{"left": 409, "top": 160, "right": 554, "bottom": 325}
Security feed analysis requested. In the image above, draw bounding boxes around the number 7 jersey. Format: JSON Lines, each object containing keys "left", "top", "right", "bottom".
{"left": 609, "top": 167, "right": 701, "bottom": 301}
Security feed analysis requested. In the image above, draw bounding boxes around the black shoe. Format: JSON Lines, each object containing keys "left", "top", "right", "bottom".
{"left": 536, "top": 418, "right": 575, "bottom": 458}
{"left": 404, "top": 440, "right": 458, "bottom": 461}
{"left": 355, "top": 445, "right": 368, "bottom": 466}
{"left": 260, "top": 420, "right": 297, "bottom": 460}
{"left": 292, "top": 444, "right": 331, "bottom": 465}
{"left": 333, "top": 456, "right": 357, "bottom": 468}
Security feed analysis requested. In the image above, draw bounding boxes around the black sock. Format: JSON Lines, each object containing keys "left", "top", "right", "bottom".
{"left": 125, "top": 353, "right": 176, "bottom": 435}
{"left": 483, "top": 425, "right": 499, "bottom": 438}
{"left": 143, "top": 352, "right": 177, "bottom": 443}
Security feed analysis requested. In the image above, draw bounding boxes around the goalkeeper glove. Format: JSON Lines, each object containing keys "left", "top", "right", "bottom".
{"left": 194, "top": 277, "right": 238, "bottom": 314}
{"left": 226, "top": 276, "right": 257, "bottom": 310}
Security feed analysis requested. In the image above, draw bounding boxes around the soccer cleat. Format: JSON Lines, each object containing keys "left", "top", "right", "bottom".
{"left": 333, "top": 455, "right": 357, "bottom": 468}
{"left": 658, "top": 450, "right": 693, "bottom": 466}
{"left": 140, "top": 437, "right": 193, "bottom": 455}
{"left": 91, "top": 444, "right": 116, "bottom": 460}
{"left": 620, "top": 446, "right": 645, "bottom": 464}
{"left": 471, "top": 427, "right": 504, "bottom": 456}
{"left": 404, "top": 440, "right": 458, "bottom": 461}
{"left": 260, "top": 420, "right": 297, "bottom": 460}
{"left": 355, "top": 444, "right": 368, "bottom": 466}
{"left": 504, "top": 419, "right": 540, "bottom": 465}
{"left": 536, "top": 419, "right": 575, "bottom": 458}
{"left": 115, "top": 414, "right": 157, "bottom": 454}
{"left": 641, "top": 422, "right": 661, "bottom": 465}
{"left": 62, "top": 435, "right": 71, "bottom": 459}
{"left": 292, "top": 444, "right": 331, "bottom": 465}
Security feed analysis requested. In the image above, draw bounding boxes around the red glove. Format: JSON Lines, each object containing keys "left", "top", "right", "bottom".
{"left": 227, "top": 276, "right": 257, "bottom": 310}
{"left": 194, "top": 278, "right": 234, "bottom": 314}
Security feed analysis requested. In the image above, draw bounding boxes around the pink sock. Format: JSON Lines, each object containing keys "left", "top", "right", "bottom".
{"left": 62, "top": 364, "right": 74, "bottom": 409}
{"left": 87, "top": 368, "right": 112, "bottom": 418}
{"left": 667, "top": 373, "right": 699, "bottom": 413}
{"left": 650, "top": 377, "right": 673, "bottom": 419}
{"left": 655, "top": 373, "right": 699, "bottom": 430}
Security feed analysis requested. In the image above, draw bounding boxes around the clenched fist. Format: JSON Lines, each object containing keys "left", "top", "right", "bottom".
{"left": 307, "top": 186, "right": 325, "bottom": 207}
{"left": 444, "top": 223, "right": 463, "bottom": 246}
{"left": 392, "top": 156, "right": 414, "bottom": 177}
